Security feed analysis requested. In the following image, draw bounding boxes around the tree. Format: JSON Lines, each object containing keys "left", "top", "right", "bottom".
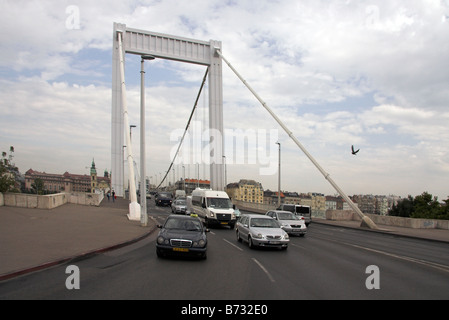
{"left": 390, "top": 192, "right": 449, "bottom": 220}
{"left": 389, "top": 195, "right": 414, "bottom": 217}
{"left": 412, "top": 192, "right": 441, "bottom": 219}
{"left": 32, "top": 178, "right": 45, "bottom": 195}
{"left": 0, "top": 147, "right": 16, "bottom": 193}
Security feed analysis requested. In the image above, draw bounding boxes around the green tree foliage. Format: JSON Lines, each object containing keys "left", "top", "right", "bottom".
{"left": 32, "top": 178, "right": 45, "bottom": 195}
{"left": 389, "top": 192, "right": 449, "bottom": 220}
{"left": 389, "top": 195, "right": 414, "bottom": 217}
{"left": 0, "top": 147, "right": 16, "bottom": 193}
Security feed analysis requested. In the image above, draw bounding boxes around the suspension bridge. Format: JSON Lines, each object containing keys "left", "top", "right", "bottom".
{"left": 111, "top": 23, "right": 378, "bottom": 230}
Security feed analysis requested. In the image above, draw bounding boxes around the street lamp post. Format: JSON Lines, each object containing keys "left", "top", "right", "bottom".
{"left": 222, "top": 156, "right": 227, "bottom": 191}
{"left": 276, "top": 142, "right": 281, "bottom": 207}
{"left": 140, "top": 54, "right": 155, "bottom": 226}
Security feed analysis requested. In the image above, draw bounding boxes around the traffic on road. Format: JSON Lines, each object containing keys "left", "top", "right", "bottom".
{"left": 0, "top": 194, "right": 448, "bottom": 301}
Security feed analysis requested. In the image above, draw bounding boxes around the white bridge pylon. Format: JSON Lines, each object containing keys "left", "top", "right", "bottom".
{"left": 112, "top": 23, "right": 225, "bottom": 219}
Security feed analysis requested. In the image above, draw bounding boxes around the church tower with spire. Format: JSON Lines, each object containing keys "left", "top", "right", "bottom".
{"left": 90, "top": 158, "right": 97, "bottom": 193}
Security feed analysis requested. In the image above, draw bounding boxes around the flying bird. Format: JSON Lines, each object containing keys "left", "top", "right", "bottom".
{"left": 351, "top": 145, "right": 360, "bottom": 155}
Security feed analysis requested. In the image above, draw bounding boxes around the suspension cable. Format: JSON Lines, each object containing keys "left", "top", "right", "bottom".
{"left": 215, "top": 49, "right": 379, "bottom": 230}
{"left": 156, "top": 67, "right": 209, "bottom": 189}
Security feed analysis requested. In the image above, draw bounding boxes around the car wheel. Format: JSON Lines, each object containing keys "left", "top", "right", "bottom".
{"left": 248, "top": 236, "right": 254, "bottom": 249}
{"left": 236, "top": 230, "right": 242, "bottom": 242}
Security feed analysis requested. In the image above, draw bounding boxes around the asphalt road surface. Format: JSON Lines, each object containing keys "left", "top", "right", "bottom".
{"left": 1, "top": 202, "right": 448, "bottom": 301}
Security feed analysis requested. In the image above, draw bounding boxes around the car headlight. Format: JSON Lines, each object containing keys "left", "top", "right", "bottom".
{"left": 157, "top": 236, "right": 169, "bottom": 245}
{"left": 252, "top": 233, "right": 263, "bottom": 239}
{"left": 283, "top": 233, "right": 289, "bottom": 240}
{"left": 193, "top": 239, "right": 206, "bottom": 247}
{"left": 198, "top": 239, "right": 206, "bottom": 247}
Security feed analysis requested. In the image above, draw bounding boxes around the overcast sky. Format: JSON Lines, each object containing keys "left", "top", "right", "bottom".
{"left": 1, "top": 0, "right": 449, "bottom": 200}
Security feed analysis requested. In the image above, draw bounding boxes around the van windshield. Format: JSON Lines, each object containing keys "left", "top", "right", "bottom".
{"left": 207, "top": 198, "right": 233, "bottom": 209}
{"left": 296, "top": 206, "right": 310, "bottom": 214}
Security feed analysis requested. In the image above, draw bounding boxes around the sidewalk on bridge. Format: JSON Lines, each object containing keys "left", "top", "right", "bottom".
{"left": 0, "top": 197, "right": 156, "bottom": 281}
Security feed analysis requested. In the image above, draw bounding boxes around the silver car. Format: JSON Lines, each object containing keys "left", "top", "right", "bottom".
{"left": 171, "top": 198, "right": 187, "bottom": 214}
{"left": 266, "top": 210, "right": 307, "bottom": 237}
{"left": 236, "top": 214, "right": 289, "bottom": 250}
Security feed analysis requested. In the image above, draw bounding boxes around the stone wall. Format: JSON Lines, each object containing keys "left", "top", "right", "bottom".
{"left": 0, "top": 192, "right": 104, "bottom": 209}
{"left": 325, "top": 209, "right": 449, "bottom": 230}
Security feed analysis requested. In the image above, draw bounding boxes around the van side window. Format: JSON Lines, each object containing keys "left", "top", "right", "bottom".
{"left": 192, "top": 196, "right": 202, "bottom": 206}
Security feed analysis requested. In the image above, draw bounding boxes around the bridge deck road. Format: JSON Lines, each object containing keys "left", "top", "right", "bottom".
{"left": 0, "top": 203, "right": 448, "bottom": 300}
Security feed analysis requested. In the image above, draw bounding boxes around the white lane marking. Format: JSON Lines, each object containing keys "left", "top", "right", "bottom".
{"left": 315, "top": 235, "right": 449, "bottom": 274}
{"left": 223, "top": 238, "right": 243, "bottom": 251}
{"left": 252, "top": 258, "right": 275, "bottom": 283}
{"left": 343, "top": 241, "right": 449, "bottom": 274}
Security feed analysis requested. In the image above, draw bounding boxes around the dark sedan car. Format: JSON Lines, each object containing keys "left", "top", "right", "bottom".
{"left": 156, "top": 215, "right": 208, "bottom": 259}
{"left": 155, "top": 192, "right": 173, "bottom": 206}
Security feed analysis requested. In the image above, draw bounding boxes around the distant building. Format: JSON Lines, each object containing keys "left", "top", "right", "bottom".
{"left": 263, "top": 190, "right": 285, "bottom": 206}
{"left": 283, "top": 192, "right": 301, "bottom": 205}
{"left": 325, "top": 195, "right": 339, "bottom": 211}
{"left": 24, "top": 159, "right": 110, "bottom": 194}
{"left": 309, "top": 192, "right": 326, "bottom": 215}
{"left": 173, "top": 178, "right": 210, "bottom": 195}
{"left": 226, "top": 179, "right": 264, "bottom": 203}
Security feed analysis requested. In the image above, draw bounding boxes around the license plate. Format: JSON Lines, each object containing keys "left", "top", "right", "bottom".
{"left": 268, "top": 241, "right": 280, "bottom": 244}
{"left": 173, "top": 247, "right": 189, "bottom": 252}
{"left": 220, "top": 222, "right": 228, "bottom": 225}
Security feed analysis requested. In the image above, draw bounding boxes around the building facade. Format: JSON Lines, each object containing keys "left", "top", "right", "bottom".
{"left": 226, "top": 179, "right": 264, "bottom": 204}
{"left": 25, "top": 160, "right": 110, "bottom": 194}
{"left": 173, "top": 178, "right": 210, "bottom": 195}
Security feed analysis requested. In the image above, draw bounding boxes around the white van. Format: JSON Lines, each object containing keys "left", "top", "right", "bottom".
{"left": 191, "top": 188, "right": 237, "bottom": 228}
{"left": 278, "top": 204, "right": 312, "bottom": 226}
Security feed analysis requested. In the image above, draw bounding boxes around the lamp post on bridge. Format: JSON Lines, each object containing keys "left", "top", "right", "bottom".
{"left": 140, "top": 54, "right": 155, "bottom": 226}
{"left": 276, "top": 142, "right": 281, "bottom": 207}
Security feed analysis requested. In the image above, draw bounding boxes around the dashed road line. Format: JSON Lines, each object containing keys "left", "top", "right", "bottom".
{"left": 252, "top": 258, "right": 275, "bottom": 283}
{"left": 223, "top": 238, "right": 243, "bottom": 251}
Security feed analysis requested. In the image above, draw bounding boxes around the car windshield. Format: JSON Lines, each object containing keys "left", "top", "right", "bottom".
{"left": 250, "top": 218, "right": 279, "bottom": 228}
{"left": 158, "top": 193, "right": 172, "bottom": 198}
{"left": 175, "top": 200, "right": 186, "bottom": 205}
{"left": 278, "top": 212, "right": 298, "bottom": 220}
{"left": 164, "top": 218, "right": 202, "bottom": 231}
{"left": 207, "top": 197, "right": 232, "bottom": 209}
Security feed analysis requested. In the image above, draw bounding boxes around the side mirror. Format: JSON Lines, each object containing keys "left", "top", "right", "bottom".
{"left": 205, "top": 228, "right": 210, "bottom": 233}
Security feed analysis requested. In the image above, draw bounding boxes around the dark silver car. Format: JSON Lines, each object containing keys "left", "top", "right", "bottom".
{"left": 236, "top": 214, "right": 289, "bottom": 250}
{"left": 156, "top": 215, "right": 208, "bottom": 259}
